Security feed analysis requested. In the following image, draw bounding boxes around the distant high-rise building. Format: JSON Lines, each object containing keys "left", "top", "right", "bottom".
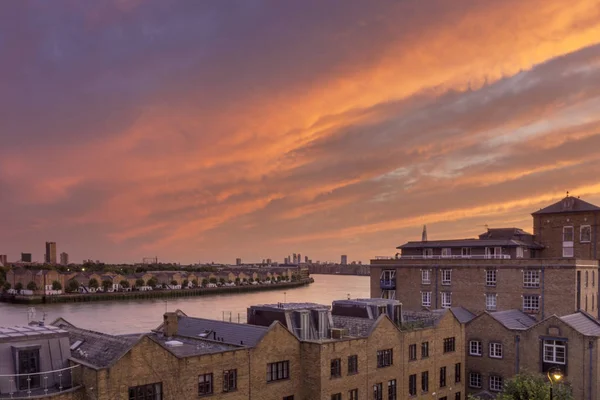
{"left": 236, "top": 258, "right": 242, "bottom": 266}
{"left": 341, "top": 255, "right": 348, "bottom": 265}
{"left": 0, "top": 254, "right": 6, "bottom": 266}
{"left": 292, "top": 253, "right": 297, "bottom": 264}
{"left": 297, "top": 253, "right": 301, "bottom": 264}
{"left": 284, "top": 257, "right": 290, "bottom": 264}
{"left": 305, "top": 256, "right": 309, "bottom": 263}
{"left": 21, "top": 253, "right": 32, "bottom": 263}
{"left": 60, "top": 252, "right": 69, "bottom": 265}
{"left": 266, "top": 258, "right": 272, "bottom": 264}
{"left": 45, "top": 242, "right": 57, "bottom": 264}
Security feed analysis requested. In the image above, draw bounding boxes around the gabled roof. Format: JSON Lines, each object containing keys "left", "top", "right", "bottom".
{"left": 489, "top": 310, "right": 537, "bottom": 330}
{"left": 532, "top": 196, "right": 600, "bottom": 215}
{"left": 175, "top": 316, "right": 269, "bottom": 347}
{"left": 449, "top": 307, "right": 476, "bottom": 324}
{"left": 52, "top": 320, "right": 141, "bottom": 369}
{"left": 559, "top": 311, "right": 600, "bottom": 336}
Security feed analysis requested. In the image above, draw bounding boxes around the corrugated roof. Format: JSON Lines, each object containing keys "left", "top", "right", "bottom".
{"left": 176, "top": 317, "right": 269, "bottom": 347}
{"left": 398, "top": 239, "right": 542, "bottom": 249}
{"left": 560, "top": 312, "right": 600, "bottom": 336}
{"left": 489, "top": 310, "right": 537, "bottom": 330}
{"left": 532, "top": 196, "right": 600, "bottom": 215}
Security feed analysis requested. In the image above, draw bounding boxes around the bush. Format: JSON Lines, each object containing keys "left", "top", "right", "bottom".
{"left": 147, "top": 277, "right": 158, "bottom": 288}
{"left": 2, "top": 282, "right": 11, "bottom": 292}
{"left": 51, "top": 280, "right": 62, "bottom": 291}
{"left": 135, "top": 278, "right": 145, "bottom": 287}
{"left": 26, "top": 281, "right": 37, "bottom": 291}
{"left": 101, "top": 280, "right": 112, "bottom": 291}
{"left": 170, "top": 280, "right": 178, "bottom": 286}
{"left": 67, "top": 280, "right": 79, "bottom": 293}
{"left": 209, "top": 277, "right": 217, "bottom": 284}
{"left": 191, "top": 279, "right": 198, "bottom": 287}
{"left": 120, "top": 280, "right": 130, "bottom": 288}
{"left": 88, "top": 278, "right": 99, "bottom": 289}
{"left": 182, "top": 279, "right": 189, "bottom": 288}
{"left": 219, "top": 278, "right": 226, "bottom": 285}
{"left": 202, "top": 278, "right": 209, "bottom": 286}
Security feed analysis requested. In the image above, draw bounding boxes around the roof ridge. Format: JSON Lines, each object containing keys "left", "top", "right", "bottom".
{"left": 182, "top": 316, "right": 269, "bottom": 330}
{"left": 58, "top": 324, "right": 137, "bottom": 344}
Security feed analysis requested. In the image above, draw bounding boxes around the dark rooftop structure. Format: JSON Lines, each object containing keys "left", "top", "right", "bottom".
{"left": 489, "top": 310, "right": 537, "bottom": 330}
{"left": 248, "top": 302, "right": 333, "bottom": 341}
{"left": 532, "top": 195, "right": 600, "bottom": 215}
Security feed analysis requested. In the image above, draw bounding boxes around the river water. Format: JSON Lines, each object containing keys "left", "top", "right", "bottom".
{"left": 0, "top": 275, "right": 370, "bottom": 334}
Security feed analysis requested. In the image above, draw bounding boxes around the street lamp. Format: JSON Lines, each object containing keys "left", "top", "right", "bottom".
{"left": 547, "top": 366, "right": 564, "bottom": 400}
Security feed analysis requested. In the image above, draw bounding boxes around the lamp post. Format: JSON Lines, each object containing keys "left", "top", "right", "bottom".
{"left": 547, "top": 366, "right": 564, "bottom": 400}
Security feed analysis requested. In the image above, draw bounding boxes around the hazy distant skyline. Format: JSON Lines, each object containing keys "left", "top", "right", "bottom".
{"left": 2, "top": 1, "right": 600, "bottom": 264}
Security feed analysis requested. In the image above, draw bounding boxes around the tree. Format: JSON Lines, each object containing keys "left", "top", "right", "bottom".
{"left": 242, "top": 278, "right": 248, "bottom": 283}
{"left": 120, "top": 280, "right": 130, "bottom": 289}
{"left": 2, "top": 282, "right": 11, "bottom": 292}
{"left": 51, "top": 280, "right": 62, "bottom": 290}
{"left": 88, "top": 278, "right": 99, "bottom": 289}
{"left": 265, "top": 276, "right": 271, "bottom": 282}
{"left": 26, "top": 281, "right": 37, "bottom": 291}
{"left": 135, "top": 278, "right": 145, "bottom": 288}
{"left": 291, "top": 274, "right": 298, "bottom": 282}
{"left": 202, "top": 278, "right": 209, "bottom": 286}
{"left": 219, "top": 278, "right": 226, "bottom": 285}
{"left": 209, "top": 277, "right": 217, "bottom": 284}
{"left": 182, "top": 279, "right": 189, "bottom": 288}
{"left": 147, "top": 277, "right": 158, "bottom": 288}
{"left": 102, "top": 280, "right": 112, "bottom": 292}
{"left": 67, "top": 279, "right": 79, "bottom": 293}
{"left": 170, "top": 280, "right": 178, "bottom": 286}
{"left": 191, "top": 278, "right": 198, "bottom": 287}
{"left": 234, "top": 277, "right": 240, "bottom": 285}
{"left": 469, "top": 373, "right": 573, "bottom": 400}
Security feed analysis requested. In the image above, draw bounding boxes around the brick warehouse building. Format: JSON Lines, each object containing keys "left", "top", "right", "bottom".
{"left": 370, "top": 195, "right": 600, "bottom": 319}
{"left": 0, "top": 299, "right": 468, "bottom": 400}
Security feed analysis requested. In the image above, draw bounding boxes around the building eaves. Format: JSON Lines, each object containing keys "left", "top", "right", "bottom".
{"left": 559, "top": 311, "right": 600, "bottom": 336}
{"left": 449, "top": 307, "right": 476, "bottom": 324}
{"left": 398, "top": 239, "right": 542, "bottom": 249}
{"left": 532, "top": 196, "right": 600, "bottom": 215}
{"left": 489, "top": 310, "right": 537, "bottom": 330}
{"left": 176, "top": 316, "right": 269, "bottom": 347}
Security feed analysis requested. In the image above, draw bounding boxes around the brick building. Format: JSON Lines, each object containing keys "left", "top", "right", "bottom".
{"left": 465, "top": 309, "right": 600, "bottom": 400}
{"left": 22, "top": 298, "right": 468, "bottom": 400}
{"left": 370, "top": 195, "right": 600, "bottom": 319}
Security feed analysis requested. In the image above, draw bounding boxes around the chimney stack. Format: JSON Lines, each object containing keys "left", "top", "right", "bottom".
{"left": 163, "top": 312, "right": 178, "bottom": 337}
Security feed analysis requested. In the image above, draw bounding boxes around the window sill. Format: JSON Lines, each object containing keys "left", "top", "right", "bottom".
{"left": 222, "top": 389, "right": 238, "bottom": 394}
{"left": 441, "top": 282, "right": 451, "bottom": 286}
{"left": 267, "top": 378, "right": 290, "bottom": 384}
{"left": 523, "top": 286, "right": 540, "bottom": 289}
{"left": 489, "top": 356, "right": 503, "bottom": 360}
{"left": 421, "top": 356, "right": 429, "bottom": 360}
{"left": 347, "top": 371, "right": 359, "bottom": 376}
{"left": 377, "top": 365, "right": 393, "bottom": 369}
{"left": 421, "top": 282, "right": 431, "bottom": 285}
{"left": 198, "top": 393, "right": 214, "bottom": 397}
{"left": 330, "top": 375, "right": 342, "bottom": 380}
{"left": 469, "top": 354, "right": 482, "bottom": 357}
{"left": 486, "top": 284, "right": 496, "bottom": 287}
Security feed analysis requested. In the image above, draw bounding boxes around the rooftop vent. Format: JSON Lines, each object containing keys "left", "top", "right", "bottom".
{"left": 165, "top": 340, "right": 184, "bottom": 347}
{"left": 70, "top": 340, "right": 84, "bottom": 350}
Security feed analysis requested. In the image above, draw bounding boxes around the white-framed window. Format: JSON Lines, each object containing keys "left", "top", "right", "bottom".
{"left": 421, "top": 270, "right": 431, "bottom": 284}
{"left": 421, "top": 291, "right": 431, "bottom": 307}
{"left": 523, "top": 270, "right": 540, "bottom": 288}
{"left": 543, "top": 340, "right": 566, "bottom": 364}
{"left": 469, "top": 372, "right": 482, "bottom": 388}
{"left": 516, "top": 247, "right": 524, "bottom": 258}
{"left": 486, "top": 270, "right": 497, "bottom": 286}
{"left": 523, "top": 295, "right": 540, "bottom": 312}
{"left": 469, "top": 340, "right": 482, "bottom": 356}
{"left": 563, "top": 226, "right": 574, "bottom": 242}
{"left": 441, "top": 248, "right": 451, "bottom": 258}
{"left": 461, "top": 247, "right": 471, "bottom": 257}
{"left": 563, "top": 246, "right": 574, "bottom": 257}
{"left": 423, "top": 248, "right": 433, "bottom": 258}
{"left": 581, "top": 225, "right": 591, "bottom": 243}
{"left": 489, "top": 342, "right": 502, "bottom": 358}
{"left": 441, "top": 292, "right": 452, "bottom": 308}
{"left": 489, "top": 375, "right": 503, "bottom": 392}
{"left": 442, "top": 269, "right": 452, "bottom": 285}
{"left": 485, "top": 247, "right": 503, "bottom": 259}
{"left": 485, "top": 294, "right": 497, "bottom": 311}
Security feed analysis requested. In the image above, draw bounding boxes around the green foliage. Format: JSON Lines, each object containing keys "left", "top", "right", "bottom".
{"left": 469, "top": 373, "right": 573, "bottom": 400}
{"left": 120, "top": 280, "right": 130, "bottom": 288}
{"left": 135, "top": 278, "right": 145, "bottom": 287}
{"left": 170, "top": 280, "right": 178, "bottom": 286}
{"left": 209, "top": 277, "right": 218, "bottom": 284}
{"left": 234, "top": 277, "right": 240, "bottom": 283}
{"left": 202, "top": 278, "right": 209, "bottom": 286}
{"left": 2, "top": 282, "right": 11, "bottom": 292}
{"left": 291, "top": 274, "right": 298, "bottom": 282}
{"left": 26, "top": 281, "right": 37, "bottom": 291}
{"left": 88, "top": 278, "right": 99, "bottom": 289}
{"left": 192, "top": 279, "right": 199, "bottom": 287}
{"left": 51, "top": 280, "right": 62, "bottom": 290}
{"left": 67, "top": 279, "right": 79, "bottom": 293}
{"left": 146, "top": 277, "right": 158, "bottom": 288}
{"left": 101, "top": 280, "right": 112, "bottom": 291}
{"left": 182, "top": 279, "right": 189, "bottom": 288}
{"left": 219, "top": 278, "right": 226, "bottom": 284}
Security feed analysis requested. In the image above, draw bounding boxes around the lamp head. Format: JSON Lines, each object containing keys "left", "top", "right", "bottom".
{"left": 547, "top": 367, "right": 564, "bottom": 383}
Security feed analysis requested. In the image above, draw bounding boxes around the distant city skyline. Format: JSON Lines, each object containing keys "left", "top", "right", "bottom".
{"left": 1, "top": 1, "right": 600, "bottom": 264}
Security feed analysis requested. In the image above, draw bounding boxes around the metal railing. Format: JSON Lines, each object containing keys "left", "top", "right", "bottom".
{"left": 375, "top": 254, "right": 512, "bottom": 260}
{"left": 0, "top": 365, "right": 80, "bottom": 399}
{"left": 380, "top": 280, "right": 396, "bottom": 289}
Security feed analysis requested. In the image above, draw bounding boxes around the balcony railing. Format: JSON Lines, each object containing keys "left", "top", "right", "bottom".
{"left": 375, "top": 255, "right": 511, "bottom": 260}
{"left": 380, "top": 280, "right": 396, "bottom": 290}
{"left": 0, "top": 365, "right": 80, "bottom": 399}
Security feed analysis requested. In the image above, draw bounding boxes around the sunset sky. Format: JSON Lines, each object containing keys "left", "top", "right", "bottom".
{"left": 2, "top": 1, "right": 600, "bottom": 264}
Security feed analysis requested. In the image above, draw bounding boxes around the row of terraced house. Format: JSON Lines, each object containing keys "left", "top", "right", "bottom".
{"left": 4, "top": 267, "right": 306, "bottom": 294}
{"left": 371, "top": 195, "right": 600, "bottom": 399}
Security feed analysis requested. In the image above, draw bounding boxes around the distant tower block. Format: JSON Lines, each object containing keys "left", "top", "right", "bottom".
{"left": 236, "top": 258, "right": 242, "bottom": 266}
{"left": 341, "top": 255, "right": 348, "bottom": 265}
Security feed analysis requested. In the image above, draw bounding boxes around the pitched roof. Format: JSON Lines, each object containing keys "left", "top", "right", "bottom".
{"left": 175, "top": 316, "right": 269, "bottom": 347}
{"left": 449, "top": 307, "right": 476, "bottom": 324}
{"left": 53, "top": 321, "right": 140, "bottom": 369}
{"left": 489, "top": 310, "right": 537, "bottom": 330}
{"left": 478, "top": 228, "right": 531, "bottom": 240}
{"left": 532, "top": 196, "right": 600, "bottom": 215}
{"left": 331, "top": 315, "right": 377, "bottom": 337}
{"left": 398, "top": 239, "right": 541, "bottom": 249}
{"left": 147, "top": 333, "right": 240, "bottom": 357}
{"left": 559, "top": 312, "right": 600, "bottom": 336}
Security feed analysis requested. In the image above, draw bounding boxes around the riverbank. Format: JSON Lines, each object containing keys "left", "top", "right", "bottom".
{"left": 0, "top": 278, "right": 314, "bottom": 304}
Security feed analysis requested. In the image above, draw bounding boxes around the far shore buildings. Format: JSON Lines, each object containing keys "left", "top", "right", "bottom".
{"left": 0, "top": 299, "right": 468, "bottom": 400}
{"left": 45, "top": 242, "right": 57, "bottom": 264}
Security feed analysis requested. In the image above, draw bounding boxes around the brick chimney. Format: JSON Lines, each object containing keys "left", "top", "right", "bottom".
{"left": 163, "top": 312, "right": 178, "bottom": 337}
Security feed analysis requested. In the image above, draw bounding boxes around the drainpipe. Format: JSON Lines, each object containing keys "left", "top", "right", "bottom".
{"left": 588, "top": 340, "right": 593, "bottom": 400}
{"left": 541, "top": 265, "right": 545, "bottom": 320}
{"left": 248, "top": 349, "right": 252, "bottom": 400}
{"left": 435, "top": 266, "right": 439, "bottom": 309}
{"left": 515, "top": 335, "right": 520, "bottom": 374}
